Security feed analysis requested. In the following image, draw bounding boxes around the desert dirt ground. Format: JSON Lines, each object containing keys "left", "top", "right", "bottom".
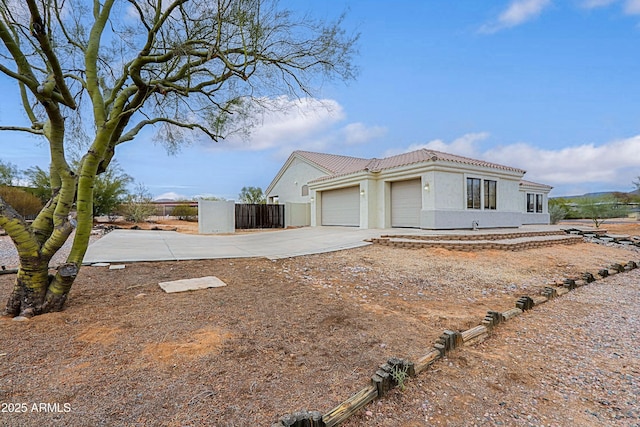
{"left": 1, "top": 220, "right": 639, "bottom": 426}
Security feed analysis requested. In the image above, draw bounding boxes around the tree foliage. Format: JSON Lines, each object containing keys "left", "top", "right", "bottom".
{"left": 119, "top": 184, "right": 157, "bottom": 223}
{"left": 547, "top": 200, "right": 567, "bottom": 225}
{"left": 0, "top": 159, "right": 19, "bottom": 186}
{"left": 23, "top": 165, "right": 52, "bottom": 203}
{"left": 238, "top": 186, "right": 265, "bottom": 204}
{"left": 92, "top": 162, "right": 133, "bottom": 217}
{"left": 0, "top": 0, "right": 357, "bottom": 317}
{"left": 575, "top": 196, "right": 625, "bottom": 228}
{"left": 171, "top": 203, "right": 198, "bottom": 221}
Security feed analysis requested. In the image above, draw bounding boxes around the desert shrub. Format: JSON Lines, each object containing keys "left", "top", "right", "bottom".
{"left": 0, "top": 186, "right": 44, "bottom": 219}
{"left": 171, "top": 204, "right": 197, "bottom": 221}
{"left": 548, "top": 203, "right": 567, "bottom": 225}
{"left": 118, "top": 184, "right": 157, "bottom": 223}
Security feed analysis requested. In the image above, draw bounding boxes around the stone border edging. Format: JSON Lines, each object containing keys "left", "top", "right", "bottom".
{"left": 272, "top": 257, "right": 639, "bottom": 427}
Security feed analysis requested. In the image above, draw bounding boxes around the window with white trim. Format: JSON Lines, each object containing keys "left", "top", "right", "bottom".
{"left": 484, "top": 180, "right": 497, "bottom": 210}
{"left": 467, "top": 178, "right": 481, "bottom": 209}
{"left": 527, "top": 193, "right": 543, "bottom": 213}
{"left": 467, "top": 178, "right": 497, "bottom": 210}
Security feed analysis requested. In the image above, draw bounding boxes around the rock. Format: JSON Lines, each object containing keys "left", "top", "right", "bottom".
{"left": 12, "top": 316, "right": 30, "bottom": 322}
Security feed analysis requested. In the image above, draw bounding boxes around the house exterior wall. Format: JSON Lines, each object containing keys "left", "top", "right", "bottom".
{"left": 266, "top": 157, "right": 327, "bottom": 204}
{"left": 285, "top": 202, "right": 311, "bottom": 227}
{"left": 519, "top": 184, "right": 551, "bottom": 225}
{"left": 275, "top": 155, "right": 553, "bottom": 230}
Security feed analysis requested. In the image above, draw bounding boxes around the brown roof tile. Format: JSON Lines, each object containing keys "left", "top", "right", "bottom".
{"left": 297, "top": 148, "right": 526, "bottom": 182}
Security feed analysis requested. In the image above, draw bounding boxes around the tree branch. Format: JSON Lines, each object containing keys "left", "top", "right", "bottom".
{"left": 118, "top": 117, "right": 222, "bottom": 145}
{"left": 0, "top": 126, "right": 44, "bottom": 135}
{"left": 24, "top": 0, "right": 77, "bottom": 109}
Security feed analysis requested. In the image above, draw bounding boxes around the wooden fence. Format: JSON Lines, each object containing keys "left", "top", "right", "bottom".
{"left": 235, "top": 204, "right": 284, "bottom": 229}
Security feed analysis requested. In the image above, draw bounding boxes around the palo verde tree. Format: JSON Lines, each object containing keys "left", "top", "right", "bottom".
{"left": 238, "top": 186, "right": 265, "bottom": 204}
{"left": 0, "top": 0, "right": 357, "bottom": 318}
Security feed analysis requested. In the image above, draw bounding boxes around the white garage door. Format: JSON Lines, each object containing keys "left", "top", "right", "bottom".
{"left": 321, "top": 186, "right": 360, "bottom": 226}
{"left": 391, "top": 179, "right": 422, "bottom": 228}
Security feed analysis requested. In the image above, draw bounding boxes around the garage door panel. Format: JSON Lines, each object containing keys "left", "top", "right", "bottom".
{"left": 322, "top": 186, "right": 360, "bottom": 226}
{"left": 391, "top": 179, "right": 421, "bottom": 228}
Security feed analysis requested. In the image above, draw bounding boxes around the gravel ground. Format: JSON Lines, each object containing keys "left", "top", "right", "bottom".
{"left": 0, "top": 233, "right": 101, "bottom": 269}
{"left": 1, "top": 221, "right": 639, "bottom": 426}
{"left": 344, "top": 268, "right": 640, "bottom": 426}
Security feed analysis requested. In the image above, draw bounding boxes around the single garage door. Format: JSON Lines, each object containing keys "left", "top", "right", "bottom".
{"left": 321, "top": 186, "right": 360, "bottom": 226}
{"left": 391, "top": 179, "right": 422, "bottom": 228}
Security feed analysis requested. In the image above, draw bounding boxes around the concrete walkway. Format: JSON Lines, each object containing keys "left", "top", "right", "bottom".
{"left": 83, "top": 225, "right": 563, "bottom": 264}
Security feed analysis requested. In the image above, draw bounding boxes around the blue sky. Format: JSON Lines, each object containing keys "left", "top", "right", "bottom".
{"left": 2, "top": 0, "right": 640, "bottom": 199}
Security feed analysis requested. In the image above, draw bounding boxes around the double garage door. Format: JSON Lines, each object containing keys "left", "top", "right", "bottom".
{"left": 320, "top": 180, "right": 422, "bottom": 227}
{"left": 321, "top": 186, "right": 360, "bottom": 226}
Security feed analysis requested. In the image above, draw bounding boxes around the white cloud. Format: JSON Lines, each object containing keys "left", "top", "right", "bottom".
{"left": 393, "top": 133, "right": 640, "bottom": 194}
{"left": 580, "top": 0, "right": 640, "bottom": 14}
{"left": 218, "top": 96, "right": 344, "bottom": 152}
{"left": 484, "top": 136, "right": 640, "bottom": 185}
{"left": 209, "top": 96, "right": 386, "bottom": 157}
{"left": 342, "top": 122, "right": 387, "bottom": 145}
{"left": 481, "top": 0, "right": 552, "bottom": 33}
{"left": 624, "top": 0, "right": 640, "bottom": 14}
{"left": 581, "top": 0, "right": 618, "bottom": 8}
{"left": 385, "top": 132, "right": 489, "bottom": 158}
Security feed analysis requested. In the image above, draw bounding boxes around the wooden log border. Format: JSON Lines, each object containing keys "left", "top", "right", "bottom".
{"left": 273, "top": 257, "right": 640, "bottom": 427}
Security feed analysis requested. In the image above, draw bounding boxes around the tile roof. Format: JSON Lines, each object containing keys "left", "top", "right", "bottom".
{"left": 294, "top": 150, "right": 371, "bottom": 175}
{"left": 296, "top": 148, "right": 526, "bottom": 181}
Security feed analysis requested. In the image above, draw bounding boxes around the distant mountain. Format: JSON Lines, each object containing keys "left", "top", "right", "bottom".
{"left": 552, "top": 189, "right": 639, "bottom": 200}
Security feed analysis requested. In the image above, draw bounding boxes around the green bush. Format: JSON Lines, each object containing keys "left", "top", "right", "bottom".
{"left": 0, "top": 186, "right": 44, "bottom": 219}
{"left": 548, "top": 203, "right": 567, "bottom": 225}
{"left": 118, "top": 184, "right": 157, "bottom": 223}
{"left": 171, "top": 204, "right": 197, "bottom": 221}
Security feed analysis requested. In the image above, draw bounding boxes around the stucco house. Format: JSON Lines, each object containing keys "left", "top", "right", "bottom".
{"left": 266, "top": 149, "right": 551, "bottom": 229}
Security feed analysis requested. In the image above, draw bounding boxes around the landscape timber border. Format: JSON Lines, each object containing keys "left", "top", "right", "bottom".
{"left": 272, "top": 257, "right": 640, "bottom": 427}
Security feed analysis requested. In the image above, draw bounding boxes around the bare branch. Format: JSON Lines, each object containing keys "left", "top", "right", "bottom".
{"left": 118, "top": 117, "right": 222, "bottom": 145}
{"left": 0, "top": 125, "right": 44, "bottom": 135}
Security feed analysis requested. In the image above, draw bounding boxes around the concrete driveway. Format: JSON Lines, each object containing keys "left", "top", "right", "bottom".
{"left": 83, "top": 224, "right": 563, "bottom": 264}
{"left": 83, "top": 226, "right": 408, "bottom": 264}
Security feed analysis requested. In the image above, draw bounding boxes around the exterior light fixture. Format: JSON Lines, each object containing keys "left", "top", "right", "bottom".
{"left": 310, "top": 197, "right": 315, "bottom": 202}
{"left": 360, "top": 189, "right": 365, "bottom": 196}
{"left": 424, "top": 182, "right": 430, "bottom": 191}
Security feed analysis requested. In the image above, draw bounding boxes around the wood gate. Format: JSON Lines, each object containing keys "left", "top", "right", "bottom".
{"left": 235, "top": 204, "right": 285, "bottom": 229}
